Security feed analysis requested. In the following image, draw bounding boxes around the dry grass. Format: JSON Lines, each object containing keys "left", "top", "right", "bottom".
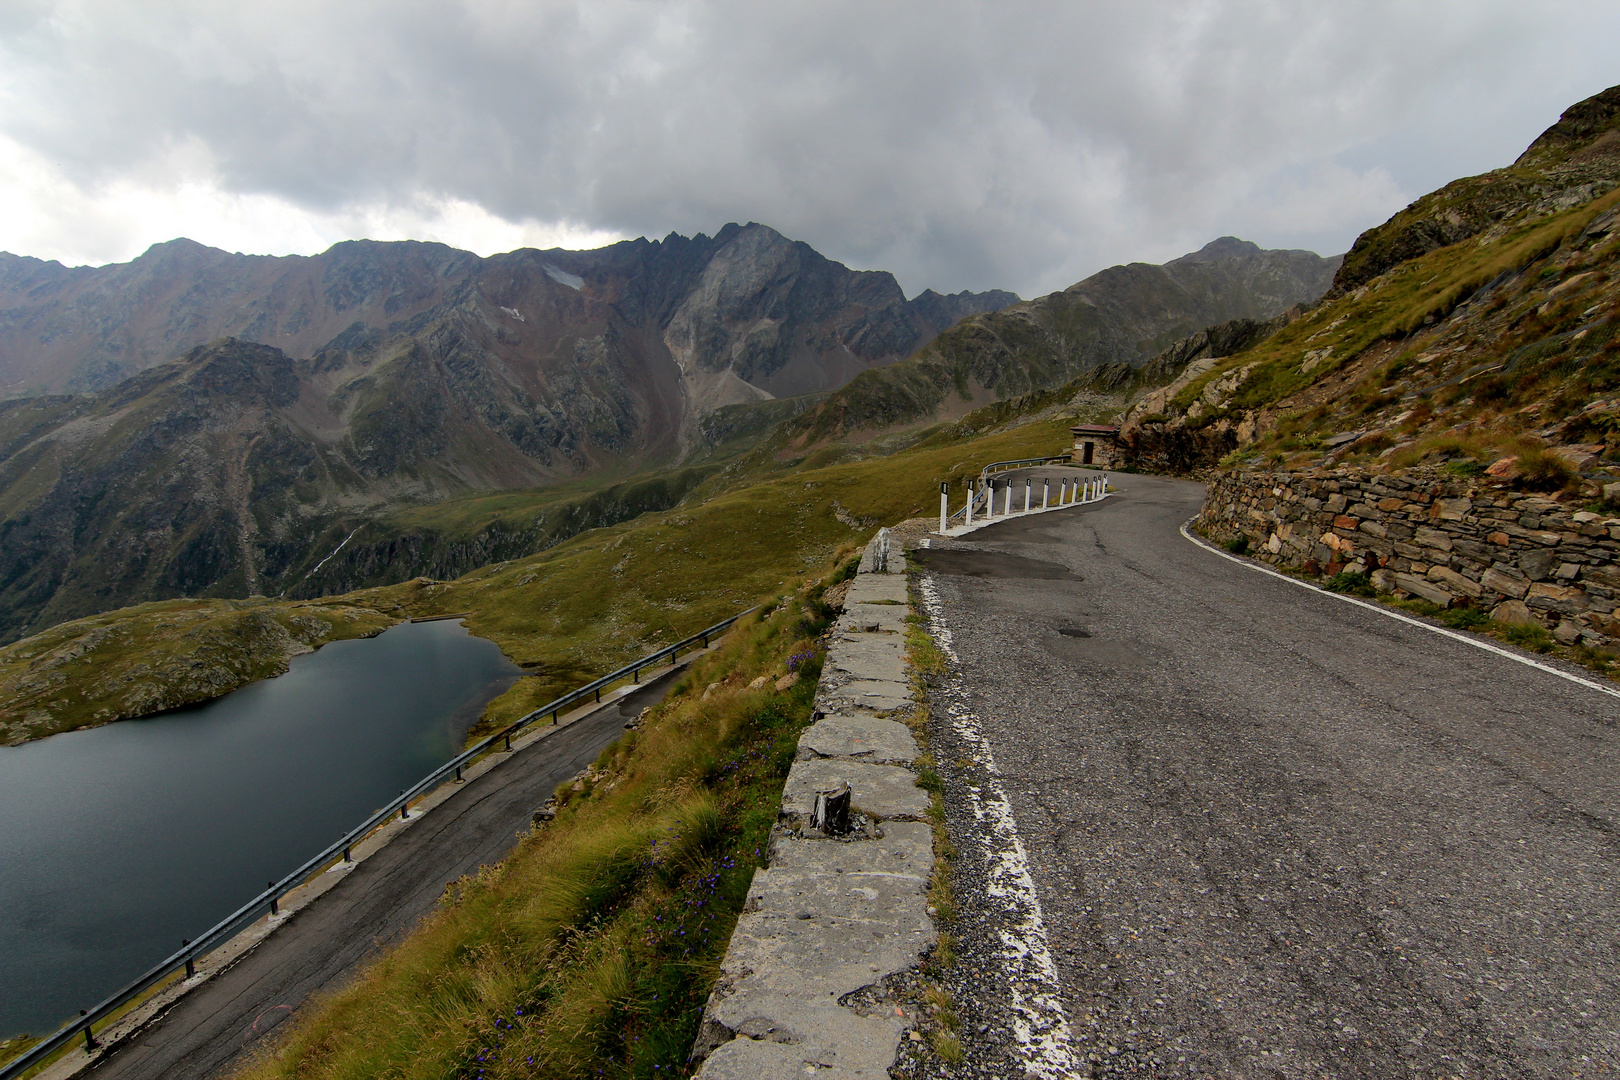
{"left": 232, "top": 585, "right": 839, "bottom": 1080}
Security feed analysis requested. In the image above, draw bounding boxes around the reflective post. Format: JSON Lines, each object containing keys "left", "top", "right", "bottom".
{"left": 966, "top": 480, "right": 975, "bottom": 526}
{"left": 1024, "top": 479, "right": 1031, "bottom": 513}
{"left": 1003, "top": 482, "right": 1012, "bottom": 516}
{"left": 939, "top": 482, "right": 949, "bottom": 534}
{"left": 1042, "top": 478, "right": 1050, "bottom": 509}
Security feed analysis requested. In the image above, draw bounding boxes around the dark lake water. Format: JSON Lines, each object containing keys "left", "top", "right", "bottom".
{"left": 0, "top": 619, "right": 520, "bottom": 1039}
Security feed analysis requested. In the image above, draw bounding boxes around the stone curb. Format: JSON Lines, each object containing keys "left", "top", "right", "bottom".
{"left": 692, "top": 535, "right": 935, "bottom": 1079}
{"left": 30, "top": 651, "right": 708, "bottom": 1080}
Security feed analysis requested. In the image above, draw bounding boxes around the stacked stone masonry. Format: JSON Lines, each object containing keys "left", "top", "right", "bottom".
{"left": 691, "top": 534, "right": 934, "bottom": 1079}
{"left": 1198, "top": 467, "right": 1620, "bottom": 645}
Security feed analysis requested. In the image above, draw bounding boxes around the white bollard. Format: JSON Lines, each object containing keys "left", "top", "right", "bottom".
{"left": 1024, "top": 479, "right": 1031, "bottom": 513}
{"left": 966, "top": 485, "right": 974, "bottom": 526}
{"left": 1042, "top": 479, "right": 1050, "bottom": 509}
{"left": 939, "top": 483, "right": 949, "bottom": 534}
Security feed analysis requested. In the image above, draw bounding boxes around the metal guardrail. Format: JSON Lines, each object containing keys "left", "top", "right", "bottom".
{"left": 1, "top": 608, "right": 753, "bottom": 1080}
{"left": 946, "top": 456, "right": 1074, "bottom": 522}
{"left": 979, "top": 455, "right": 1070, "bottom": 479}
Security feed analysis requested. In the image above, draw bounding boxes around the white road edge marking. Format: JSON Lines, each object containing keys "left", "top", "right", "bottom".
{"left": 1179, "top": 520, "right": 1620, "bottom": 702}
{"left": 917, "top": 574, "right": 1080, "bottom": 1079}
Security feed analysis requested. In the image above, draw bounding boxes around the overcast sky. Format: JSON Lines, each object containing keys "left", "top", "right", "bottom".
{"left": 1, "top": 2, "right": 1617, "bottom": 298}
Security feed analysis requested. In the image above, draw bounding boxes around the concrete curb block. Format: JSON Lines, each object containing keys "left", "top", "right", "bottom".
{"left": 31, "top": 652, "right": 708, "bottom": 1080}
{"left": 692, "top": 534, "right": 935, "bottom": 1079}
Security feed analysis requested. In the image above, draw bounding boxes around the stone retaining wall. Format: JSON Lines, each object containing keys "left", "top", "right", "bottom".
{"left": 691, "top": 534, "right": 935, "bottom": 1077}
{"left": 1197, "top": 467, "right": 1620, "bottom": 645}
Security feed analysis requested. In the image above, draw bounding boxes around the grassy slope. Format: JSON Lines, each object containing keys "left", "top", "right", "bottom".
{"left": 384, "top": 413, "right": 1071, "bottom": 736}
{"left": 0, "top": 408, "right": 1071, "bottom": 746}
{"left": 1162, "top": 186, "right": 1620, "bottom": 446}
{"left": 0, "top": 599, "right": 400, "bottom": 745}
{"left": 233, "top": 586, "right": 832, "bottom": 1080}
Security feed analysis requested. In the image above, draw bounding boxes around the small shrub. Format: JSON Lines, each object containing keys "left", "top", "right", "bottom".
{"left": 1512, "top": 446, "right": 1579, "bottom": 492}
{"left": 1323, "top": 570, "right": 1375, "bottom": 597}
{"left": 1441, "top": 606, "right": 1489, "bottom": 630}
{"left": 931, "top": 1030, "right": 966, "bottom": 1064}
{"left": 1226, "top": 536, "right": 1250, "bottom": 555}
{"left": 1499, "top": 621, "right": 1556, "bottom": 653}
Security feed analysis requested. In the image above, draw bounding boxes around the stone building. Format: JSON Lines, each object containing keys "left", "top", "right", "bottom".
{"left": 1070, "top": 424, "right": 1119, "bottom": 468}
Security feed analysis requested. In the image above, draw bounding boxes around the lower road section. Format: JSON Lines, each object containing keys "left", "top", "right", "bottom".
{"left": 81, "top": 675, "right": 674, "bottom": 1080}
{"left": 916, "top": 472, "right": 1620, "bottom": 1078}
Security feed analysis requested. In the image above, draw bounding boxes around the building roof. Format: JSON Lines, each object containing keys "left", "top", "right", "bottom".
{"left": 1070, "top": 424, "right": 1120, "bottom": 436}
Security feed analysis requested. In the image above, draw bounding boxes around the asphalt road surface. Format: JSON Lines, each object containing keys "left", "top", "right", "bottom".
{"left": 915, "top": 471, "right": 1620, "bottom": 1079}
{"left": 83, "top": 673, "right": 677, "bottom": 1080}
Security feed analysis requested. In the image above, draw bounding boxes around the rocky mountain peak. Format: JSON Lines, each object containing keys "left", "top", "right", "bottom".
{"left": 1171, "top": 236, "right": 1265, "bottom": 264}
{"left": 1516, "top": 83, "right": 1620, "bottom": 166}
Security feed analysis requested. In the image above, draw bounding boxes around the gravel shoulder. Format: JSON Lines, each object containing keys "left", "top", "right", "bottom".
{"left": 913, "top": 471, "right": 1620, "bottom": 1079}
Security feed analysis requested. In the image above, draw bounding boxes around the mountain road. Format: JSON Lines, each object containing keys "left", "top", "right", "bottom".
{"left": 916, "top": 471, "right": 1620, "bottom": 1078}
{"left": 78, "top": 672, "right": 678, "bottom": 1080}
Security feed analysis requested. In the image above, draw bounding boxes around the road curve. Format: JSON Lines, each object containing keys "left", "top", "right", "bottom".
{"left": 82, "top": 675, "right": 676, "bottom": 1080}
{"left": 915, "top": 471, "right": 1620, "bottom": 1079}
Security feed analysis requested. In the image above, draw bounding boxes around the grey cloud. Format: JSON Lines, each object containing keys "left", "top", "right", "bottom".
{"left": 2, "top": 0, "right": 1619, "bottom": 296}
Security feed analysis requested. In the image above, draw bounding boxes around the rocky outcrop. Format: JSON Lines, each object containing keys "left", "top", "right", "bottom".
{"left": 1330, "top": 84, "right": 1620, "bottom": 296}
{"left": 1115, "top": 312, "right": 1300, "bottom": 473}
{"left": 1199, "top": 467, "right": 1620, "bottom": 644}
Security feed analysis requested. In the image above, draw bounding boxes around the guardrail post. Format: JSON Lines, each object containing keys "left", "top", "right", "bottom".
{"left": 269, "top": 884, "right": 279, "bottom": 915}
{"left": 633, "top": 666, "right": 640, "bottom": 684}
{"left": 454, "top": 764, "right": 462, "bottom": 782}
{"left": 344, "top": 845, "right": 353, "bottom": 863}
{"left": 80, "top": 1012, "right": 96, "bottom": 1052}
{"left": 183, "top": 940, "right": 195, "bottom": 978}
{"left": 504, "top": 731, "right": 513, "bottom": 750}
{"left": 399, "top": 792, "right": 410, "bottom": 819}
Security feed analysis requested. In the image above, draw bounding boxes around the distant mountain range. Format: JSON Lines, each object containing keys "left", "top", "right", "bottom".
{"left": 0, "top": 226, "right": 1333, "bottom": 641}
{"left": 0, "top": 224, "right": 1014, "bottom": 640}
{"left": 772, "top": 237, "right": 1341, "bottom": 453}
